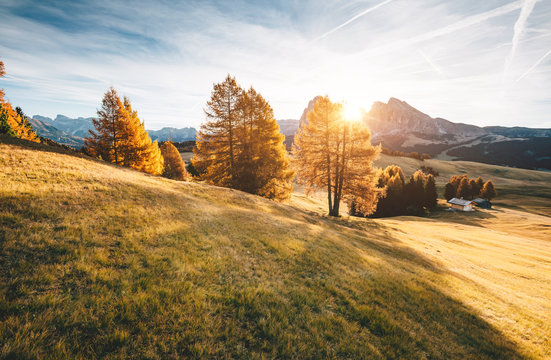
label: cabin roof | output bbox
[472,198,489,204]
[448,198,474,206]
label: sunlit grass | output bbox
[1,136,549,359]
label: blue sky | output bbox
[1,0,550,129]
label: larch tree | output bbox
[160,141,188,180]
[193,75,242,187]
[234,87,294,200]
[480,180,497,201]
[0,61,39,142]
[424,174,438,209]
[293,96,381,216]
[121,97,164,175]
[85,87,129,164]
[85,88,163,175]
[444,182,456,200]
[193,76,293,200]
[474,176,485,197]
[457,177,471,199]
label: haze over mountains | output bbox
[30,97,551,171]
[28,115,197,148]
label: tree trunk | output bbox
[325,108,333,214]
[228,89,235,181]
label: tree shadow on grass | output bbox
[0,170,530,359]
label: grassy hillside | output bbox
[1,137,550,359]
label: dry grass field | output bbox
[1,136,550,359]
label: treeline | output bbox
[349,165,437,218]
[381,148,432,160]
[444,175,497,201]
[1,60,425,217]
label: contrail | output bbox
[516,49,551,82]
[504,0,540,74]
[418,49,443,75]
[313,0,395,41]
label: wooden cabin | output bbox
[448,198,474,211]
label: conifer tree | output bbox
[480,180,497,201]
[424,174,438,209]
[85,87,129,164]
[0,61,39,142]
[293,96,381,216]
[457,177,471,199]
[160,141,188,180]
[85,88,163,175]
[444,182,456,200]
[405,170,426,210]
[121,97,164,175]
[474,176,484,197]
[468,179,478,199]
[194,77,293,200]
[193,75,242,187]
[234,87,294,200]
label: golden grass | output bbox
[1,136,550,359]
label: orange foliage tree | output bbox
[85,87,163,175]
[0,60,39,142]
[293,96,381,216]
[193,75,293,200]
[160,141,188,180]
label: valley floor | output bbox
[1,136,550,359]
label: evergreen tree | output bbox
[0,61,39,142]
[193,75,242,187]
[444,182,456,200]
[424,174,438,209]
[480,180,497,201]
[457,177,471,199]
[294,96,381,216]
[160,141,188,180]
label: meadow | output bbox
[1,136,550,359]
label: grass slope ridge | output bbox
[1,137,548,359]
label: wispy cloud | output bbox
[0,0,550,128]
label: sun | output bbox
[343,103,364,122]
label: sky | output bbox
[0,0,550,129]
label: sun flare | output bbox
[343,103,364,121]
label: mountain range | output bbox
[29,98,551,170]
[28,115,197,148]
[364,98,551,170]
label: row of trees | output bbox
[444,175,497,201]
[192,75,294,200]
[381,148,432,160]
[349,166,437,217]
[0,61,39,141]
